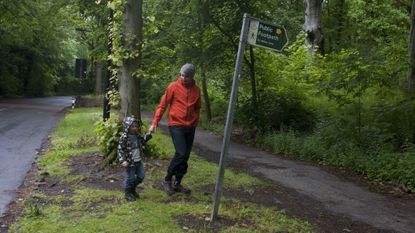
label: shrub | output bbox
[94,117,123,164]
[94,117,168,163]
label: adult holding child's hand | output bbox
[150,63,201,196]
[148,124,157,133]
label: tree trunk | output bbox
[95,61,103,94]
[249,45,259,126]
[408,0,415,91]
[304,0,324,55]
[201,63,212,121]
[103,4,114,121]
[199,0,212,121]
[119,0,143,120]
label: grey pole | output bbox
[210,13,250,221]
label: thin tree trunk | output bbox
[249,45,258,125]
[199,0,212,121]
[103,4,113,121]
[95,61,103,94]
[119,0,142,120]
[408,0,415,91]
[335,0,346,51]
[201,63,212,121]
[326,0,331,53]
[304,0,324,55]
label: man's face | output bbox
[181,73,194,85]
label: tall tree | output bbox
[408,0,415,91]
[95,61,103,94]
[74,0,110,95]
[304,0,324,55]
[324,0,347,53]
[119,0,143,119]
[0,0,78,97]
[198,0,212,121]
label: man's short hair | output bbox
[180,63,195,77]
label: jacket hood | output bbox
[122,116,138,132]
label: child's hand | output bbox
[121,161,129,167]
[144,133,152,142]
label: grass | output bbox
[9,107,315,233]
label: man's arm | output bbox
[150,83,174,132]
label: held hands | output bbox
[143,132,152,142]
[148,124,157,133]
[121,161,129,167]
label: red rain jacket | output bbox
[152,77,201,127]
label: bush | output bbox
[94,117,169,164]
[248,90,315,133]
[0,71,22,97]
[370,97,415,151]
[94,117,123,164]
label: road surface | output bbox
[0,97,72,216]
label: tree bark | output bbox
[304,0,324,55]
[94,61,103,94]
[408,0,415,91]
[119,0,142,120]
[201,63,212,121]
[249,45,259,125]
[199,0,212,121]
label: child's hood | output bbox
[122,116,138,132]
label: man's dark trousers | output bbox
[165,126,196,184]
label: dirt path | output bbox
[143,112,415,233]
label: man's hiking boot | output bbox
[124,189,136,201]
[172,183,191,194]
[161,180,175,196]
[131,187,140,199]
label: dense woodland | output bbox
[1,0,415,190]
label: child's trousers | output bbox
[125,161,144,190]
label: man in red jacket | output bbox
[149,63,201,195]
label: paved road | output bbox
[143,112,415,233]
[0,97,72,216]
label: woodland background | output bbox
[1,0,414,190]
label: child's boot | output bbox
[125,188,136,201]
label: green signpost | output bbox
[247,18,288,52]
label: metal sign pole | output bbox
[211,13,250,221]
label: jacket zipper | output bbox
[186,87,190,124]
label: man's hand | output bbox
[148,124,157,133]
[121,161,129,167]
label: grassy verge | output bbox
[9,108,314,233]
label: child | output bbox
[117,116,152,201]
